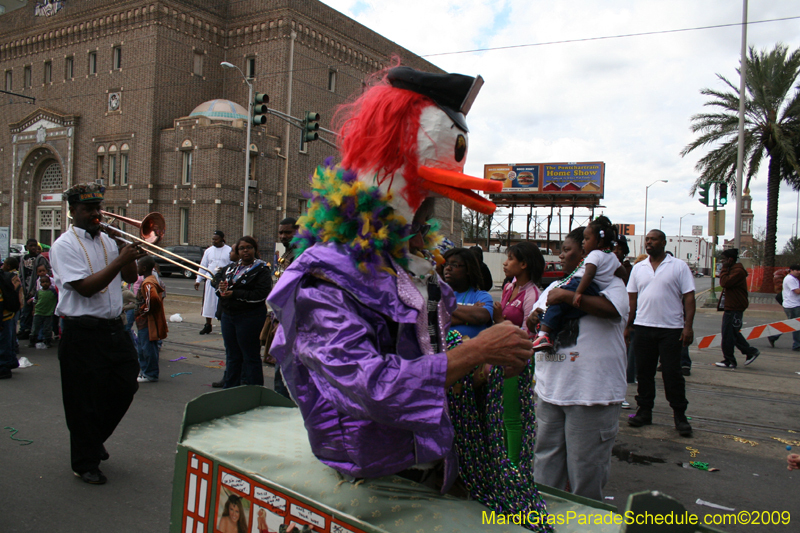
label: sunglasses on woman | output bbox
[410,223,431,237]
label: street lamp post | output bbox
[678,212,695,261]
[659,216,664,230]
[221,61,252,237]
[642,179,668,254]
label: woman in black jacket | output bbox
[216,236,272,388]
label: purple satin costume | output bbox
[268,242,459,489]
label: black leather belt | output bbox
[63,316,124,329]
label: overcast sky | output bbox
[320,0,800,249]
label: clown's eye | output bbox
[454,134,467,162]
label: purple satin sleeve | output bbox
[294,281,449,432]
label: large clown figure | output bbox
[268,66,550,529]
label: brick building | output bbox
[0,0,463,256]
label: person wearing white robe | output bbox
[195,231,232,334]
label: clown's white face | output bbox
[360,106,469,224]
[416,106,468,173]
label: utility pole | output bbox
[706,185,720,307]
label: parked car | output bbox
[153,245,207,278]
[541,261,565,286]
[8,243,25,261]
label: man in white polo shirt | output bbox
[50,182,146,485]
[625,230,695,437]
[767,264,800,350]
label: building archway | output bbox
[17,147,64,245]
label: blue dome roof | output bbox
[190,99,248,122]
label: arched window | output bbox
[40,161,63,190]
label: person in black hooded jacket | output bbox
[216,236,272,388]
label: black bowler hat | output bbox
[387,66,484,132]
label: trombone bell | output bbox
[102,210,165,245]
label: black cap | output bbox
[387,66,483,132]
[722,248,738,259]
[214,230,225,239]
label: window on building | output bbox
[180,208,189,244]
[38,207,62,247]
[65,56,74,80]
[193,52,203,76]
[113,46,122,70]
[41,162,64,191]
[89,51,97,75]
[249,153,257,180]
[120,153,129,185]
[96,155,105,183]
[4,70,11,91]
[109,154,117,185]
[23,65,31,88]
[328,69,337,92]
[182,151,193,185]
[44,61,51,84]
[247,57,256,79]
[118,207,127,231]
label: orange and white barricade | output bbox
[697,317,800,349]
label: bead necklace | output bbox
[446,330,552,532]
[72,226,109,294]
[553,258,585,289]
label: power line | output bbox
[422,15,800,57]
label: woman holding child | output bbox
[526,222,628,500]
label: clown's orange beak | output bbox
[417,166,503,215]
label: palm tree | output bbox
[681,44,800,292]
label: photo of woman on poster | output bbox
[217,493,248,533]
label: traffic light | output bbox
[252,93,269,125]
[303,111,320,142]
[698,182,711,206]
[718,183,728,205]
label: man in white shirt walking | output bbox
[768,265,800,350]
[625,230,696,437]
[50,183,146,484]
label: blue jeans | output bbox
[124,309,137,344]
[30,314,53,346]
[0,318,19,373]
[11,312,19,354]
[768,307,800,350]
[137,325,160,381]
[221,307,267,388]
[541,277,600,334]
[17,300,33,334]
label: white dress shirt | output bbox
[50,225,123,319]
[627,254,695,329]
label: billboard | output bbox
[484,162,604,197]
[615,224,635,236]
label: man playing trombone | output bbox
[50,182,147,485]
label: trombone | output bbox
[68,210,215,281]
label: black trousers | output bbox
[633,325,688,413]
[59,317,139,474]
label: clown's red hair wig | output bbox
[335,66,435,212]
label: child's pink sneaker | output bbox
[532,334,553,351]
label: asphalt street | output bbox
[1,278,798,532]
